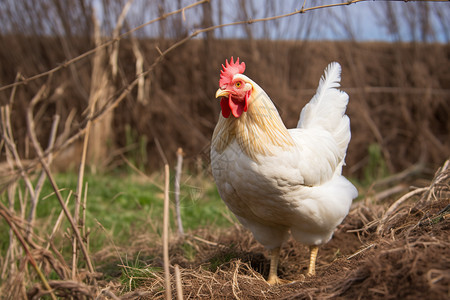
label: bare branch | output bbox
[110,0,134,79]
[175,148,184,236]
[163,163,172,299]
[27,114,60,236]
[175,264,183,300]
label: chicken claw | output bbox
[267,275,290,285]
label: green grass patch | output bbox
[119,252,162,292]
[0,171,230,256]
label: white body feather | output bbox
[211,62,358,249]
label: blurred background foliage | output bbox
[0,0,448,178]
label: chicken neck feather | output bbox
[212,77,295,162]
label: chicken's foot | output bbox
[267,247,287,285]
[307,245,319,276]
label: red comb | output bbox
[219,57,246,87]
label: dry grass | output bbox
[4,158,437,299]
[111,160,449,300]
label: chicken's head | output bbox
[216,57,252,118]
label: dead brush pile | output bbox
[112,161,449,300]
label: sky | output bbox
[2,0,448,43]
[206,0,449,42]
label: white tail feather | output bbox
[297,62,351,159]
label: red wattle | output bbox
[229,96,244,118]
[220,97,231,118]
[220,94,249,118]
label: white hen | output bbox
[211,58,358,284]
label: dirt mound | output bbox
[112,161,449,299]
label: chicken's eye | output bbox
[235,81,242,88]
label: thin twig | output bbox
[82,182,88,238]
[46,191,72,250]
[155,138,168,166]
[73,80,92,280]
[27,115,60,237]
[175,148,184,236]
[191,235,219,247]
[347,243,376,260]
[373,184,408,203]
[231,260,241,300]
[110,0,134,79]
[163,164,172,299]
[131,34,147,104]
[175,264,184,300]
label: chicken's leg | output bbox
[307,245,319,276]
[267,247,282,285]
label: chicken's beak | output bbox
[215,89,230,98]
